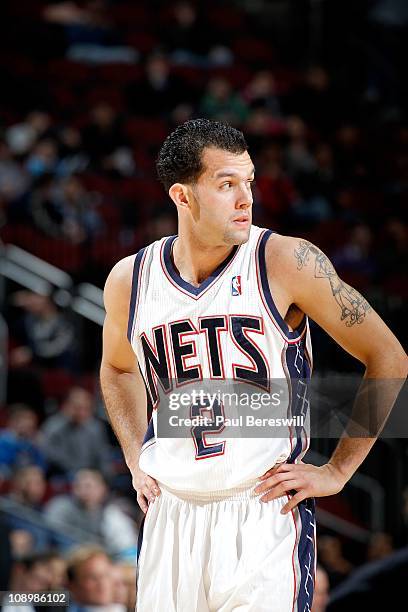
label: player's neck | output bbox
[172,235,235,287]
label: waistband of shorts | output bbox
[158,479,261,502]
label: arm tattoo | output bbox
[294,240,372,327]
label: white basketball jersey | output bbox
[128,225,312,493]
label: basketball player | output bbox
[100,119,406,611]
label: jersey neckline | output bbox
[162,235,240,298]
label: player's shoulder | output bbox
[103,254,136,312]
[264,231,302,271]
[263,231,325,285]
[103,237,165,310]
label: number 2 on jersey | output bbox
[190,397,226,460]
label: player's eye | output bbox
[220,182,232,189]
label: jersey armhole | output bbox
[256,229,307,342]
[127,246,147,343]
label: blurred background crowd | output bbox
[0,0,407,610]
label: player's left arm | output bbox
[255,235,407,513]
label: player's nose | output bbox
[235,185,252,209]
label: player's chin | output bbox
[228,223,251,245]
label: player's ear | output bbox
[169,183,190,209]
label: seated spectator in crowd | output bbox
[111,563,137,612]
[312,565,330,612]
[318,535,354,588]
[291,172,332,227]
[6,465,49,556]
[10,291,76,371]
[56,127,88,177]
[6,552,65,612]
[26,139,59,178]
[67,546,126,612]
[162,2,208,60]
[5,111,53,157]
[40,387,112,479]
[285,116,316,178]
[32,175,103,244]
[255,142,297,225]
[199,77,249,126]
[0,405,46,478]
[0,139,30,204]
[366,532,394,562]
[82,103,128,173]
[46,552,67,590]
[127,54,190,118]
[45,470,138,558]
[332,223,377,284]
[243,71,281,116]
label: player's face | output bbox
[190,147,254,246]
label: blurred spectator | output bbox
[0,405,46,478]
[46,552,67,589]
[334,125,367,184]
[67,546,125,612]
[82,103,128,172]
[313,142,337,199]
[8,466,46,509]
[332,223,376,283]
[367,532,394,562]
[45,470,138,558]
[10,291,76,371]
[312,564,330,612]
[32,175,103,243]
[285,116,316,178]
[291,173,331,227]
[318,535,354,588]
[244,108,285,141]
[56,127,88,177]
[5,112,52,156]
[128,54,189,118]
[0,140,30,203]
[377,218,407,291]
[200,77,249,126]
[26,139,59,178]
[5,552,63,612]
[243,71,281,116]
[255,143,297,223]
[162,2,221,67]
[284,65,339,134]
[40,387,112,479]
[111,563,137,612]
[6,466,49,556]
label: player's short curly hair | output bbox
[156,118,248,192]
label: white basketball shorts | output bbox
[136,482,316,612]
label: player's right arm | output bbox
[100,256,160,513]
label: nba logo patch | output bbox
[231,275,242,296]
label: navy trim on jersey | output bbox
[296,498,316,610]
[163,235,239,297]
[142,417,155,445]
[127,247,147,343]
[284,337,311,464]
[258,230,307,341]
[136,515,145,563]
